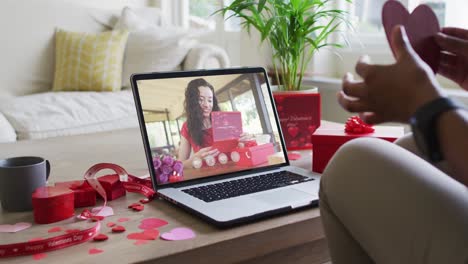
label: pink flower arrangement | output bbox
[153,155,184,184]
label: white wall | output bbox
[62,0,151,9]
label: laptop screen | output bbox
[132,68,288,186]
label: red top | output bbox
[181,122,213,153]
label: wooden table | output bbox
[0,128,329,264]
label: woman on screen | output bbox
[178,78,221,168]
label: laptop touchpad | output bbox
[252,189,312,205]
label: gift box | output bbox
[273,90,321,150]
[233,143,275,167]
[211,111,242,153]
[55,180,96,208]
[98,174,126,200]
[311,122,404,173]
[32,186,75,224]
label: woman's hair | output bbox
[184,78,220,146]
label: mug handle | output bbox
[46,160,51,180]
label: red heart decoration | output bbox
[134,240,149,246]
[117,218,130,222]
[290,140,299,147]
[33,253,47,260]
[112,225,126,233]
[93,234,109,242]
[106,222,116,227]
[307,125,317,134]
[287,127,299,138]
[88,248,104,255]
[138,218,168,230]
[382,0,440,72]
[47,227,62,233]
[127,229,159,240]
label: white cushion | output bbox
[0,112,16,143]
[114,6,203,88]
[0,91,138,140]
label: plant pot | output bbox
[272,88,321,150]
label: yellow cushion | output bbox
[53,29,129,92]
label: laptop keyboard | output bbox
[181,171,313,203]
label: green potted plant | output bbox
[218,0,351,150]
[218,0,350,91]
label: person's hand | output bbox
[338,25,444,124]
[192,146,219,161]
[435,27,468,91]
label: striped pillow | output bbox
[53,29,129,92]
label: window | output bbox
[186,0,240,32]
[326,0,468,87]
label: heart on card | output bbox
[138,218,168,230]
[287,127,299,138]
[47,227,62,233]
[0,222,32,233]
[127,229,159,241]
[382,0,440,72]
[160,227,196,241]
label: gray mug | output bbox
[0,156,50,211]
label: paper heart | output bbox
[382,0,440,72]
[112,225,126,233]
[288,151,302,161]
[88,248,104,255]
[92,206,114,217]
[106,222,116,227]
[287,127,299,138]
[134,240,149,246]
[47,227,62,233]
[138,218,168,230]
[127,229,159,240]
[117,218,130,222]
[93,234,109,242]
[33,253,47,260]
[308,125,317,134]
[160,227,196,241]
[0,222,32,233]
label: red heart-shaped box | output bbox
[32,186,75,224]
[98,174,126,201]
[55,180,96,208]
[382,0,440,72]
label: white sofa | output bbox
[0,0,230,143]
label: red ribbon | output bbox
[0,163,156,258]
[77,163,156,220]
[0,222,100,258]
[344,116,375,134]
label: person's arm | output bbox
[178,136,193,168]
[436,109,468,184]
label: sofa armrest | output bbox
[183,43,230,70]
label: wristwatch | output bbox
[410,97,464,162]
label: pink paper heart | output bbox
[0,222,32,233]
[382,0,440,72]
[91,206,114,217]
[117,217,130,222]
[134,240,149,246]
[88,248,104,255]
[138,218,168,230]
[160,227,196,241]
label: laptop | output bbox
[131,67,320,227]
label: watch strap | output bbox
[413,97,464,162]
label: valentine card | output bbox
[382,0,440,72]
[273,91,321,150]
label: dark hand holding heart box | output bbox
[273,91,320,150]
[311,122,404,173]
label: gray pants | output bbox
[319,134,468,264]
